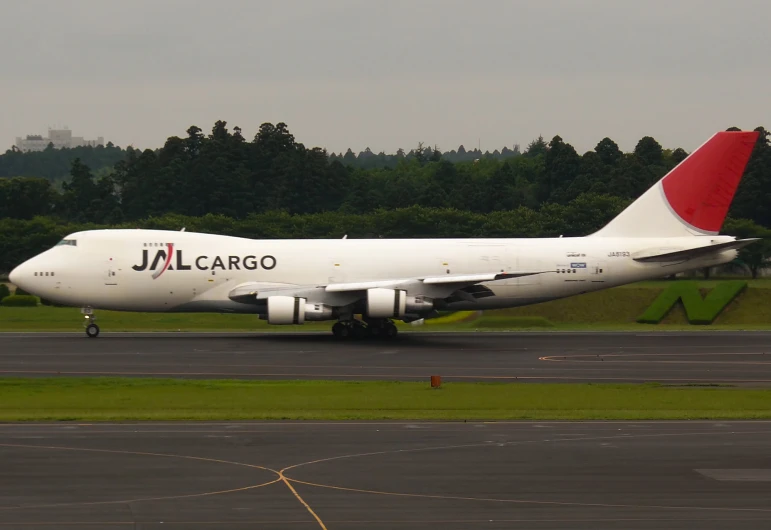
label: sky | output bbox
[3,0,770,154]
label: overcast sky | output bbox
[3,0,770,154]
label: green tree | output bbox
[723,218,771,278]
[729,127,771,226]
[634,136,664,166]
[594,137,622,166]
[0,177,55,219]
[538,135,580,203]
[671,147,688,165]
[61,159,100,222]
[523,135,548,158]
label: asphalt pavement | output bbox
[1,331,771,383]
[1,421,771,529]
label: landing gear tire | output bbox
[85,323,100,338]
[351,322,369,340]
[365,318,398,339]
[383,322,398,339]
[332,322,350,339]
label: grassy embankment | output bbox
[474,279,771,330]
[2,279,770,331]
[1,378,770,421]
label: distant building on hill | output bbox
[15,128,104,152]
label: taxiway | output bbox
[1,421,771,529]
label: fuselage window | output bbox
[56,239,77,247]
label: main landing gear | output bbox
[82,307,100,338]
[332,318,398,340]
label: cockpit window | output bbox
[56,239,77,247]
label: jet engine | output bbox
[366,288,434,319]
[266,296,335,324]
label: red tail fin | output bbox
[593,130,758,238]
[662,131,758,233]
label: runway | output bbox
[2,331,771,383]
[2,421,771,529]
[3,334,771,529]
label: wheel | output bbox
[351,323,369,339]
[85,323,100,338]
[383,322,398,338]
[332,322,350,339]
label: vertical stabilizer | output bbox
[592,131,758,237]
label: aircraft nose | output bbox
[9,261,29,291]
[9,265,20,286]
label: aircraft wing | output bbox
[324,271,542,292]
[632,238,759,263]
[228,270,549,305]
[228,283,324,304]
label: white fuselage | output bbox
[12,229,737,314]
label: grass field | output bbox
[2,279,770,332]
[1,378,770,421]
[0,306,326,332]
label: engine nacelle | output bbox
[406,295,434,313]
[367,288,434,319]
[304,302,335,321]
[267,296,306,325]
[266,296,335,325]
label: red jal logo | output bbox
[132,244,276,279]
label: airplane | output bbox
[9,130,760,339]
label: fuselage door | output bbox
[467,244,511,274]
[329,260,346,284]
[591,261,607,281]
[105,258,118,286]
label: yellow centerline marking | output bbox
[540,352,771,363]
[278,468,328,530]
[286,476,771,513]
[0,442,329,529]
[0,443,280,511]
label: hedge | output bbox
[1,295,39,307]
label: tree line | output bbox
[1,121,770,275]
[0,142,126,182]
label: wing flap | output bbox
[422,271,544,284]
[228,282,312,303]
[325,270,548,292]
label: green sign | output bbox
[637,280,747,325]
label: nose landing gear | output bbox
[82,307,100,338]
[86,322,100,338]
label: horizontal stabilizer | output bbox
[632,238,759,263]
